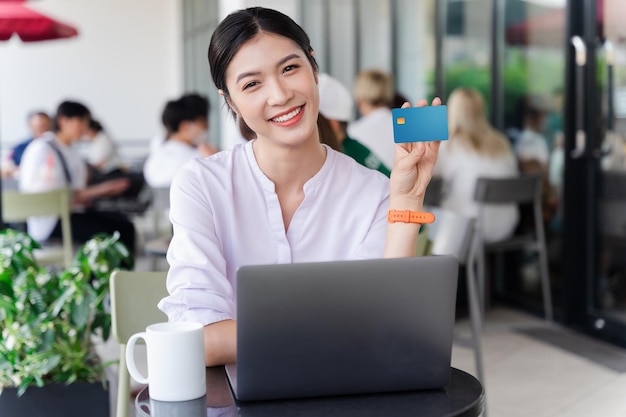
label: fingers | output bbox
[403,97,442,109]
[412,142,426,159]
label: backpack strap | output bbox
[47,140,72,185]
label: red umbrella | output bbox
[0,0,78,42]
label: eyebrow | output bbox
[235,53,302,84]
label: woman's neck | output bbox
[169,132,193,146]
[252,137,326,190]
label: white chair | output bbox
[110,270,169,417]
[2,188,73,268]
[473,175,553,322]
[427,207,486,389]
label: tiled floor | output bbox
[452,307,626,417]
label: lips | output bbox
[269,105,304,127]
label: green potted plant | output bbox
[0,229,130,417]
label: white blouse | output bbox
[159,141,390,325]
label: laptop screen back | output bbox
[229,255,458,401]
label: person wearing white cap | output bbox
[318,73,390,177]
[348,69,396,169]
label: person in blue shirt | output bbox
[9,111,51,167]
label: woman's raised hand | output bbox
[389,97,442,208]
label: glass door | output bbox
[498,0,567,315]
[568,0,626,345]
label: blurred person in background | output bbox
[3,111,52,178]
[348,69,396,168]
[83,119,123,176]
[515,93,551,175]
[434,87,520,242]
[514,93,556,221]
[19,100,136,261]
[144,93,218,187]
[318,73,390,176]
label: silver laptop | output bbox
[226,255,458,402]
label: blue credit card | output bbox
[391,105,449,143]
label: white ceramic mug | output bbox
[126,321,206,402]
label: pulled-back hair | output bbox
[208,7,318,96]
[446,87,511,158]
[53,101,90,132]
[161,93,209,135]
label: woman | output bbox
[434,87,519,242]
[159,7,441,366]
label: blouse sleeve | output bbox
[158,163,234,325]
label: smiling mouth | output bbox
[270,106,303,123]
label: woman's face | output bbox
[224,32,319,148]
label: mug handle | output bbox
[125,332,149,384]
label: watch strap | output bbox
[387,210,435,224]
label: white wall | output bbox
[0,0,183,147]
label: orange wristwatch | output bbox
[387,210,435,224]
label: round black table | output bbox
[135,366,484,417]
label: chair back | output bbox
[427,207,475,265]
[2,188,73,267]
[474,175,541,205]
[424,176,444,207]
[110,270,169,343]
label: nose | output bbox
[267,77,292,106]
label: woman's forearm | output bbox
[383,195,424,258]
[203,319,237,366]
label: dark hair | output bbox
[208,7,318,96]
[392,92,410,109]
[53,101,90,132]
[89,119,103,132]
[238,118,256,141]
[317,113,340,151]
[161,93,209,135]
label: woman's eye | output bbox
[284,64,299,73]
[243,81,259,90]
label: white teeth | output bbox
[272,107,301,123]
